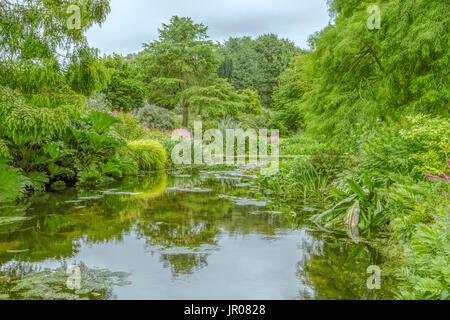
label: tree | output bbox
[101,54,145,111]
[186,76,245,121]
[137,16,222,127]
[218,34,303,107]
[240,88,261,115]
[0,0,111,103]
[274,0,449,142]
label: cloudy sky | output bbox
[87,0,331,55]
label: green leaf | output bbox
[346,179,367,199]
[25,171,49,191]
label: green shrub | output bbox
[127,139,167,171]
[86,92,112,112]
[257,135,345,199]
[112,111,150,141]
[0,139,10,160]
[240,88,261,115]
[396,216,450,300]
[0,86,72,145]
[399,114,450,176]
[135,104,176,130]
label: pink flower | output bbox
[443,191,450,199]
[441,173,450,181]
[172,129,193,136]
[425,173,441,180]
[267,136,279,143]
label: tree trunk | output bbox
[181,94,189,127]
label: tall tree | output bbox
[274,0,449,141]
[0,0,111,104]
[101,54,145,111]
[218,34,303,107]
[137,16,222,127]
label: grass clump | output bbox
[127,139,167,171]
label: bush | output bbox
[240,88,261,115]
[0,86,72,145]
[111,111,150,141]
[86,92,112,112]
[256,135,345,199]
[135,104,176,130]
[396,216,450,300]
[127,139,167,171]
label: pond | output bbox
[0,166,394,300]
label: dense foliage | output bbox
[218,35,303,108]
[0,0,448,301]
[274,0,449,143]
[101,54,145,111]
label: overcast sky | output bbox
[87,0,331,56]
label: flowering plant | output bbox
[425,158,450,212]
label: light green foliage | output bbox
[257,136,345,199]
[237,107,279,131]
[0,58,86,110]
[218,34,303,107]
[0,86,71,145]
[240,88,261,115]
[274,0,449,142]
[88,110,120,134]
[86,92,112,112]
[112,111,150,141]
[0,1,115,196]
[0,0,110,59]
[135,104,176,130]
[136,16,222,126]
[65,111,139,187]
[397,217,450,300]
[273,54,312,133]
[386,175,445,241]
[186,77,245,122]
[127,139,167,171]
[101,54,145,111]
[66,47,110,97]
[25,171,50,192]
[0,162,30,203]
[398,114,450,175]
[311,179,386,234]
[0,0,111,101]
[0,139,11,160]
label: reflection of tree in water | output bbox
[1,167,298,281]
[296,231,395,300]
[160,253,209,276]
[0,173,169,264]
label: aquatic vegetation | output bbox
[3,264,130,300]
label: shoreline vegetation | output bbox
[0,0,448,300]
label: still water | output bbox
[0,166,393,300]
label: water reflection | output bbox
[0,167,394,299]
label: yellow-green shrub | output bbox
[127,139,167,171]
